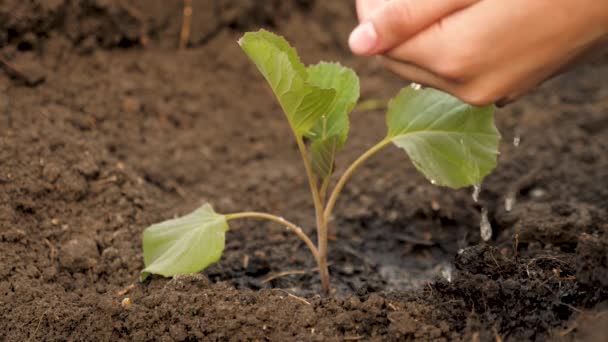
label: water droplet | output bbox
[472,184,481,203]
[410,82,421,90]
[505,192,516,212]
[480,207,492,241]
[513,135,521,147]
[441,265,453,283]
[430,200,440,211]
[530,188,546,199]
[430,179,436,185]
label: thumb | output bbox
[349,0,479,56]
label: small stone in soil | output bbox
[1,54,46,86]
[121,297,133,309]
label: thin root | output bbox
[43,239,57,259]
[116,283,136,296]
[261,269,313,284]
[276,289,311,306]
[179,0,193,49]
[559,322,578,337]
[27,307,50,342]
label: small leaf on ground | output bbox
[142,204,228,279]
[386,87,500,188]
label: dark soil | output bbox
[1,1,607,341]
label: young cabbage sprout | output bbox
[140,30,501,294]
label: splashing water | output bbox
[472,184,481,203]
[530,188,547,199]
[513,135,521,147]
[441,264,453,283]
[505,192,516,212]
[480,207,492,241]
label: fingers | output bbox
[356,0,385,21]
[381,56,504,107]
[379,56,457,93]
[354,0,608,107]
[349,0,479,56]
[384,25,451,77]
[495,96,516,108]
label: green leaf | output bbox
[306,62,359,144]
[311,135,341,178]
[386,87,500,188]
[239,30,336,136]
[141,204,229,279]
[306,63,359,179]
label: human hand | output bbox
[349,0,608,106]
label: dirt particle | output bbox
[121,297,133,309]
[1,229,26,242]
[1,53,46,86]
[42,162,62,183]
[363,293,385,315]
[169,324,188,340]
[509,202,592,245]
[55,170,88,201]
[41,265,58,280]
[58,237,99,271]
[388,311,417,335]
[347,296,362,310]
[101,247,119,260]
[75,157,99,178]
[576,233,608,286]
[121,97,141,114]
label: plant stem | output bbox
[316,221,330,293]
[295,137,331,293]
[323,139,391,223]
[316,139,391,294]
[225,212,318,260]
[319,177,330,205]
[295,137,324,222]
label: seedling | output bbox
[141,30,500,293]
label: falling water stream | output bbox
[472,183,493,241]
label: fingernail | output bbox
[349,22,378,55]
